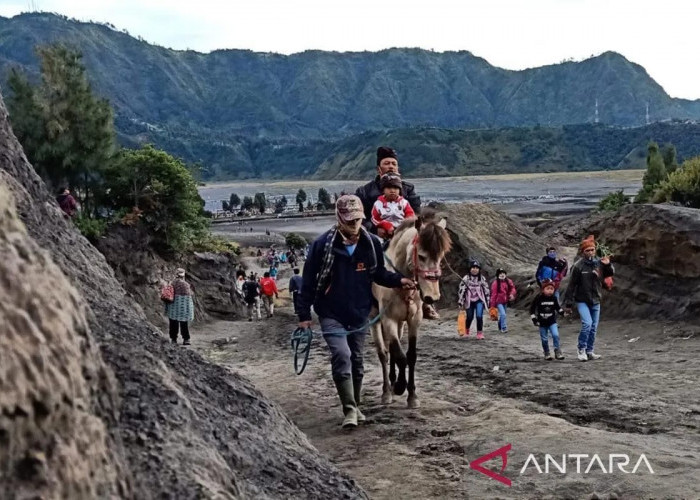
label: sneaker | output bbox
[183,340,191,346]
[544,352,553,361]
[476,332,484,340]
[577,349,588,362]
[586,351,601,360]
[170,339,177,344]
[554,349,565,360]
[501,328,508,334]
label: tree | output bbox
[318,188,332,210]
[636,142,668,202]
[103,145,207,251]
[7,45,116,215]
[296,188,307,212]
[253,192,267,214]
[662,144,678,174]
[229,193,241,209]
[285,232,307,250]
[242,196,254,211]
[274,195,288,214]
[222,200,230,211]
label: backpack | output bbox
[261,278,276,296]
[243,281,260,301]
[160,283,174,303]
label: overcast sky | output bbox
[1,0,699,99]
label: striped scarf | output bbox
[315,225,378,298]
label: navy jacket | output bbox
[297,229,404,329]
[355,176,421,232]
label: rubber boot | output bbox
[334,378,358,428]
[353,378,366,423]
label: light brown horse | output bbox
[371,213,452,408]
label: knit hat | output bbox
[580,235,596,252]
[376,146,398,165]
[380,173,402,190]
[469,259,481,269]
[335,194,365,223]
[176,268,186,277]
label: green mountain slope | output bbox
[1,12,699,179]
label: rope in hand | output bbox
[290,310,385,375]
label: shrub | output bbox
[654,156,700,208]
[190,234,240,255]
[74,213,107,242]
[597,190,630,212]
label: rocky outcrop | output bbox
[0,94,365,498]
[439,203,547,308]
[585,204,700,322]
[0,182,130,499]
[94,224,244,326]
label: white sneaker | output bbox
[577,349,588,362]
[586,351,602,360]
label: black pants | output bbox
[169,319,190,342]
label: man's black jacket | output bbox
[355,176,421,231]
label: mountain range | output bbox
[1,12,699,179]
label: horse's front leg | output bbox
[406,318,420,409]
[383,318,406,396]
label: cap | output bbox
[335,194,365,222]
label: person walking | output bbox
[259,271,279,317]
[296,195,415,428]
[489,268,516,333]
[166,268,194,345]
[242,273,262,321]
[56,187,78,218]
[563,235,615,362]
[288,267,303,314]
[530,279,565,360]
[457,260,490,339]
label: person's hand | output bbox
[298,320,312,329]
[275,294,279,299]
[600,256,611,265]
[531,318,539,326]
[400,278,416,289]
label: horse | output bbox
[371,212,452,408]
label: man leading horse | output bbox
[297,195,416,428]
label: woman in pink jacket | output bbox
[490,268,517,333]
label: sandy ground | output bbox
[188,257,700,499]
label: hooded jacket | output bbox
[355,176,421,232]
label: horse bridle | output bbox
[411,235,442,282]
[408,235,443,303]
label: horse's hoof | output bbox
[407,396,420,409]
[381,393,393,405]
[394,378,407,395]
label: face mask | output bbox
[498,274,506,280]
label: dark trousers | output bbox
[466,300,485,332]
[320,317,366,382]
[169,319,190,342]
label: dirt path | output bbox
[190,280,700,498]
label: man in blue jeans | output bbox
[297,195,415,428]
[563,235,614,361]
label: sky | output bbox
[1,0,699,99]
